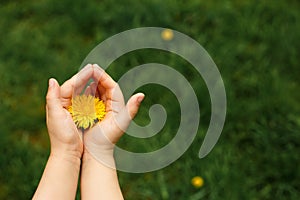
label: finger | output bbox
[102,84,125,114]
[97,83,106,101]
[84,85,92,96]
[110,85,125,113]
[61,64,93,99]
[84,82,97,96]
[92,64,125,112]
[92,64,117,90]
[73,65,94,95]
[89,82,98,96]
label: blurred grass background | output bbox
[0,0,299,199]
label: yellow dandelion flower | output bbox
[161,29,174,41]
[67,95,106,129]
[191,176,204,188]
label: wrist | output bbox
[50,149,82,165]
[50,140,83,159]
[82,148,116,169]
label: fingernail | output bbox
[93,64,100,68]
[137,95,145,103]
[49,78,55,88]
[82,64,92,71]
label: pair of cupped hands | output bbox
[46,64,144,166]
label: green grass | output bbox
[0,0,299,199]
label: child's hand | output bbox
[46,64,94,160]
[83,64,144,167]
[33,65,94,200]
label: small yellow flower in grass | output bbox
[67,95,106,129]
[161,29,174,41]
[191,176,204,188]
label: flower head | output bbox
[67,95,106,129]
[191,176,204,188]
[161,29,174,41]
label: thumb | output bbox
[46,78,62,114]
[126,93,145,119]
[113,93,145,134]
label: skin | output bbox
[33,64,144,200]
